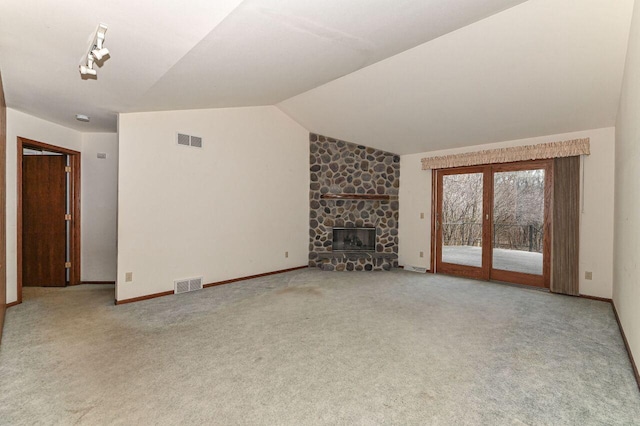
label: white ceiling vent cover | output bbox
[174,277,203,294]
[176,132,203,148]
[404,265,428,273]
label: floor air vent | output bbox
[174,277,203,294]
[404,266,428,273]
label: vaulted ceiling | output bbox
[0,0,634,154]
[279,0,635,154]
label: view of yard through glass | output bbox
[441,169,544,275]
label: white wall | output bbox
[398,157,432,270]
[5,108,82,303]
[81,133,118,282]
[399,127,615,299]
[117,106,309,301]
[613,0,640,373]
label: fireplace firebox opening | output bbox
[332,227,376,252]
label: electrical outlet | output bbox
[419,251,424,258]
[285,251,289,258]
[125,272,133,282]
[420,212,424,219]
[585,271,592,280]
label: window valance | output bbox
[421,138,590,170]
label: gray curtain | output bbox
[551,156,580,295]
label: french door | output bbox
[434,160,552,288]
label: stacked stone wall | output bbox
[308,133,400,271]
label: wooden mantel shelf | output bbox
[320,193,398,201]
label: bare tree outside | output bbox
[493,169,545,253]
[441,172,484,267]
[442,173,483,248]
[441,169,545,275]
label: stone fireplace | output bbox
[308,133,400,271]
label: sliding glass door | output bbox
[435,161,552,287]
[436,167,490,280]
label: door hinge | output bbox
[65,262,71,269]
[65,214,72,221]
[65,166,72,173]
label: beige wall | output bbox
[117,106,309,301]
[5,108,82,304]
[399,127,615,299]
[614,0,640,372]
[0,73,6,339]
[81,133,118,282]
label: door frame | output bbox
[431,159,552,288]
[489,160,552,288]
[17,137,81,303]
[434,165,491,281]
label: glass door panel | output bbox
[441,172,484,267]
[492,169,545,276]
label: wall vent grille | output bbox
[175,277,203,294]
[177,133,190,146]
[190,136,202,148]
[177,132,203,148]
[189,277,203,291]
[404,266,428,273]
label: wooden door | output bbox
[489,161,552,288]
[435,161,551,288]
[22,155,67,287]
[435,166,491,280]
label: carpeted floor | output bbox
[0,269,638,425]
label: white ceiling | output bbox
[0,0,526,133]
[0,0,634,155]
[279,0,635,154]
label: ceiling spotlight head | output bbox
[97,23,108,37]
[91,47,110,61]
[79,64,97,76]
[79,23,109,77]
[75,114,90,122]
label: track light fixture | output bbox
[79,23,109,77]
[79,54,97,76]
[91,28,109,60]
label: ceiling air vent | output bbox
[174,276,203,294]
[176,132,203,148]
